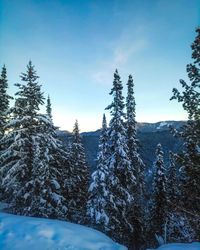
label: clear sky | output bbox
[0,0,199,132]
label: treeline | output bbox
[0,28,199,250]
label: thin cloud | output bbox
[91,32,148,85]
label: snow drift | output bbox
[0,212,126,250]
[148,242,200,250]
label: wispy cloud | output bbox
[91,28,149,85]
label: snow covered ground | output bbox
[148,242,200,250]
[0,212,126,250]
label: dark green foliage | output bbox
[0,62,69,219]
[87,114,110,231]
[166,151,178,208]
[170,27,200,239]
[149,144,168,247]
[0,65,12,137]
[126,75,145,249]
[103,70,135,245]
[46,95,52,119]
[68,120,89,224]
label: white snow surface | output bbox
[148,242,200,250]
[0,212,126,250]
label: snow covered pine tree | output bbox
[170,27,200,239]
[0,65,12,138]
[46,95,52,120]
[68,120,89,224]
[104,69,136,246]
[126,74,145,249]
[149,144,168,247]
[0,65,12,200]
[87,114,110,231]
[0,61,69,218]
[166,152,195,243]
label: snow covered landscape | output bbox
[0,212,199,250]
[0,212,126,250]
[0,1,199,250]
[147,243,200,250]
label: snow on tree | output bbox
[46,95,52,119]
[164,151,193,243]
[126,74,145,249]
[149,144,168,247]
[0,65,12,137]
[0,61,45,208]
[0,65,13,200]
[170,27,200,239]
[87,114,110,231]
[166,151,179,209]
[68,120,89,224]
[25,114,71,219]
[0,61,68,218]
[104,69,136,245]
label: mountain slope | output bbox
[81,121,183,171]
[58,121,184,172]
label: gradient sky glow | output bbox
[0,0,200,131]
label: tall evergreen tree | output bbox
[0,65,12,137]
[0,61,68,218]
[0,65,12,199]
[87,114,110,230]
[0,61,44,208]
[126,74,145,249]
[170,27,200,238]
[68,120,89,223]
[104,69,136,245]
[26,114,70,219]
[166,151,178,208]
[46,95,52,119]
[166,152,195,242]
[149,144,168,247]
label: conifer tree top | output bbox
[20,61,39,83]
[15,61,44,117]
[0,65,8,88]
[73,120,81,143]
[46,95,52,119]
[105,69,125,117]
[102,113,107,130]
[126,74,136,123]
[154,143,165,170]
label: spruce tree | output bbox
[26,114,70,219]
[0,61,44,209]
[87,114,110,230]
[126,74,145,249]
[68,120,89,223]
[170,27,200,238]
[166,151,195,242]
[0,61,68,218]
[166,151,178,208]
[46,95,52,119]
[0,65,12,137]
[104,69,135,245]
[0,65,12,200]
[149,144,168,246]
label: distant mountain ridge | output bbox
[57,120,185,172]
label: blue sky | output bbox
[0,0,199,131]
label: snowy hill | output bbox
[136,120,185,133]
[148,242,200,250]
[0,212,126,250]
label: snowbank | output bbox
[0,212,126,250]
[148,242,200,250]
